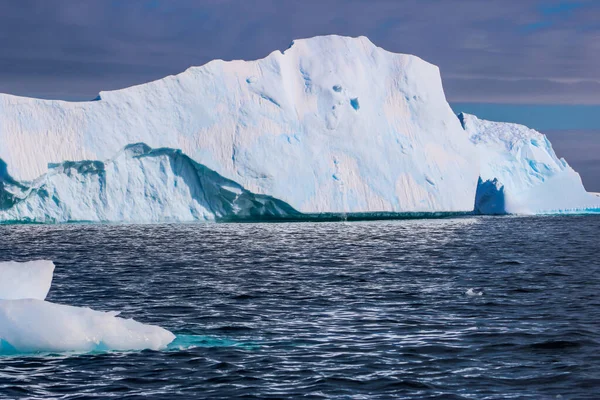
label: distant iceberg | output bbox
[0,35,597,221]
[461,113,600,214]
[0,261,175,355]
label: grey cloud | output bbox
[444,77,600,104]
[0,0,598,103]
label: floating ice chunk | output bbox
[465,288,483,296]
[0,260,55,300]
[0,299,175,354]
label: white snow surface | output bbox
[461,113,600,214]
[0,260,54,300]
[0,35,478,214]
[0,299,175,354]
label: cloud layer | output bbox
[0,0,598,103]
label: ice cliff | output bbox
[0,35,597,221]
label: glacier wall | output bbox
[0,35,478,214]
[461,113,600,214]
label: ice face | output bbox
[461,113,600,214]
[0,260,55,300]
[0,143,299,223]
[0,299,175,354]
[0,35,478,214]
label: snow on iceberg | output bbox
[0,260,54,300]
[0,35,479,215]
[461,113,600,214]
[0,299,175,354]
[0,143,299,223]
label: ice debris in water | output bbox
[0,260,54,300]
[0,261,175,355]
[465,288,483,296]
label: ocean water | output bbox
[0,216,599,399]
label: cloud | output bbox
[0,0,598,103]
[446,77,600,105]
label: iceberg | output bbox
[461,113,600,214]
[0,35,597,220]
[0,299,175,354]
[0,261,175,355]
[0,260,54,300]
[0,35,479,216]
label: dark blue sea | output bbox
[0,216,599,399]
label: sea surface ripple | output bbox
[0,216,598,399]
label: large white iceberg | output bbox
[0,260,54,300]
[0,35,478,216]
[0,299,175,354]
[461,113,600,214]
[0,35,597,220]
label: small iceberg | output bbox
[0,299,175,354]
[465,288,484,296]
[0,260,175,355]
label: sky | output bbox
[0,0,598,189]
